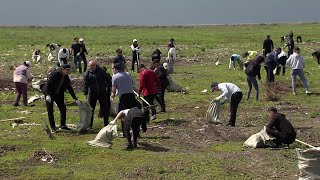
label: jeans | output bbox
[14,82,28,105]
[229,92,243,126]
[291,69,309,93]
[246,76,259,101]
[46,95,66,130]
[74,55,82,73]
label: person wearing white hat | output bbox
[79,38,88,72]
[130,39,141,72]
[13,61,34,106]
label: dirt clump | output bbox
[0,146,17,156]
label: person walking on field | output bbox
[84,60,112,127]
[266,107,297,146]
[79,38,88,73]
[13,61,34,106]
[263,35,274,57]
[244,56,264,101]
[286,47,311,95]
[130,39,140,72]
[113,48,128,72]
[138,64,161,121]
[211,82,243,127]
[41,64,81,132]
[70,37,83,73]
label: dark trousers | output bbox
[46,95,66,130]
[143,94,156,122]
[88,93,110,127]
[123,117,144,146]
[74,55,82,73]
[57,58,68,67]
[276,56,287,75]
[154,87,166,112]
[15,82,28,105]
[246,76,259,101]
[131,54,139,71]
[81,54,87,73]
[266,129,296,145]
[264,66,275,82]
[229,92,243,126]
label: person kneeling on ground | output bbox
[266,107,296,146]
[111,107,147,150]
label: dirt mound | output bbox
[264,82,291,101]
[28,149,57,165]
[0,146,17,156]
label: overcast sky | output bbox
[0,0,319,26]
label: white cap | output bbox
[163,62,168,69]
[25,61,32,67]
[79,38,84,41]
[132,39,137,42]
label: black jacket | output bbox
[263,39,274,53]
[151,50,162,61]
[80,44,88,56]
[245,57,264,79]
[83,66,112,96]
[155,66,169,88]
[266,113,296,137]
[41,68,77,99]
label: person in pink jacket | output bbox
[13,61,33,106]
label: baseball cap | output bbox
[79,38,84,42]
[210,82,218,92]
[62,64,71,69]
[132,39,138,42]
[25,61,32,67]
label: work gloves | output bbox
[46,95,51,103]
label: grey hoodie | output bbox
[286,52,305,70]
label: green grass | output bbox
[1,23,320,179]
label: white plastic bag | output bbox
[206,100,222,124]
[87,123,118,148]
[296,147,320,180]
[76,101,92,132]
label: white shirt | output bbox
[217,83,242,100]
[123,109,130,116]
[57,48,70,63]
[277,50,286,58]
[286,52,305,70]
[130,44,140,53]
[168,47,176,60]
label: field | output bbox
[0,23,320,179]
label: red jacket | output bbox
[139,69,161,96]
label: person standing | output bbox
[84,60,112,127]
[79,38,88,72]
[57,48,70,67]
[41,64,81,132]
[244,56,264,101]
[113,48,128,72]
[229,54,243,70]
[70,37,83,73]
[130,39,140,72]
[211,82,242,127]
[276,48,287,75]
[110,107,147,149]
[13,61,33,106]
[286,35,295,56]
[167,46,177,74]
[167,38,175,52]
[138,64,161,121]
[286,47,311,95]
[266,107,297,146]
[263,35,274,57]
[151,59,169,112]
[264,50,278,82]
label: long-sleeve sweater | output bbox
[286,52,305,70]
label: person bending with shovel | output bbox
[211,82,242,127]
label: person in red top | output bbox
[138,64,161,121]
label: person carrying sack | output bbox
[83,60,112,128]
[41,64,80,133]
